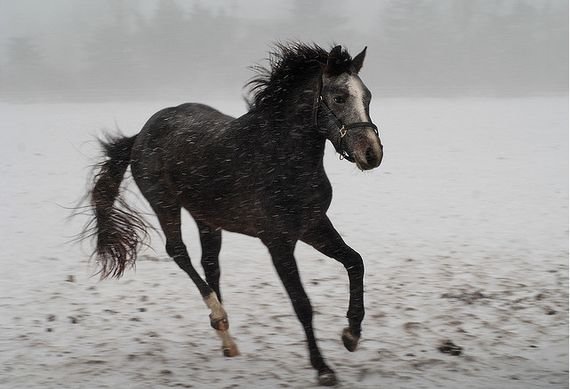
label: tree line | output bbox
[0,0,567,102]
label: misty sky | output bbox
[0,0,567,101]
[0,0,383,36]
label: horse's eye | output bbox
[333,96,346,104]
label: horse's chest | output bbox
[271,175,332,217]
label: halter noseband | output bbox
[312,75,379,162]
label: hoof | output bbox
[342,327,360,352]
[222,343,240,357]
[318,370,337,386]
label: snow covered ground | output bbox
[0,97,567,388]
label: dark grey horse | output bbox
[85,43,383,386]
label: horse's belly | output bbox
[174,172,332,238]
[180,193,262,237]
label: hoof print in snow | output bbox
[438,339,463,356]
[545,307,557,315]
[441,289,487,304]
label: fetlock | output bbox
[210,313,229,331]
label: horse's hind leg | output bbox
[197,222,223,302]
[153,204,239,357]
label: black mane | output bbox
[246,42,353,111]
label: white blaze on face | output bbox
[347,75,369,122]
[345,74,383,169]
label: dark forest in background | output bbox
[1,0,567,102]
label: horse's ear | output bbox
[324,45,343,76]
[352,46,367,73]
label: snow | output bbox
[0,97,567,388]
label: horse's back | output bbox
[174,102,235,123]
[133,102,234,149]
[142,102,234,135]
[130,102,235,198]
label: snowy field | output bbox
[0,97,567,388]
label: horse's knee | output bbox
[344,251,364,276]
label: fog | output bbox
[1,2,568,387]
[0,0,567,102]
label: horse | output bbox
[84,42,383,386]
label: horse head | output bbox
[317,45,383,170]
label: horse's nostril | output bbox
[365,147,375,165]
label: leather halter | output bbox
[312,74,379,162]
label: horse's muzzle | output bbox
[353,131,383,170]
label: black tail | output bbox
[86,134,147,279]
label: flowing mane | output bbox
[246,42,353,110]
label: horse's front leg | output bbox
[263,238,337,386]
[301,216,365,352]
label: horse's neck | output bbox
[268,115,324,171]
[266,84,325,162]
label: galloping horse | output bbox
[85,43,383,385]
